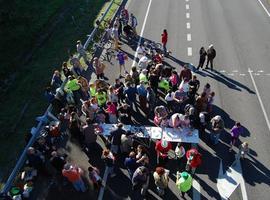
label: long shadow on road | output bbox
[200,69,255,94]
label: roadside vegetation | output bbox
[0,0,109,184]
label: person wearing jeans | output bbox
[210,115,224,145]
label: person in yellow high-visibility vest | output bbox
[95,89,107,107]
[64,76,83,104]
[176,171,192,197]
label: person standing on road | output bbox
[155,140,172,166]
[109,123,127,155]
[132,166,149,196]
[112,24,120,50]
[197,47,207,70]
[129,13,138,35]
[93,57,105,80]
[116,50,128,77]
[153,167,169,196]
[62,163,86,192]
[161,29,168,55]
[185,148,202,175]
[176,171,192,198]
[124,151,139,179]
[137,81,148,114]
[124,82,137,110]
[76,40,88,63]
[102,149,116,178]
[229,122,243,151]
[210,115,225,145]
[82,118,98,152]
[179,64,192,82]
[206,44,216,70]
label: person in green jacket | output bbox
[176,171,192,197]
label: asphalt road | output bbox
[33,0,270,199]
[100,0,270,199]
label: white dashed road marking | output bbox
[188,47,193,56]
[186,4,190,10]
[186,22,191,29]
[186,12,190,19]
[187,33,192,41]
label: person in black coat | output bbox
[206,44,216,71]
[197,47,207,70]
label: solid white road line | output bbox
[126,0,131,8]
[186,4,190,10]
[186,12,190,19]
[97,167,109,200]
[187,33,192,41]
[188,47,192,56]
[186,22,191,29]
[193,179,201,200]
[132,0,153,67]
[249,68,270,134]
[257,0,270,17]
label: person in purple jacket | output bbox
[229,122,243,151]
[116,50,128,77]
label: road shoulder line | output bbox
[248,68,270,134]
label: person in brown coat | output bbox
[196,92,208,113]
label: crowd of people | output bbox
[4,6,249,200]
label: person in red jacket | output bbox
[161,29,168,55]
[155,139,172,166]
[186,148,202,175]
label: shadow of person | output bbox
[203,70,242,91]
[241,154,270,187]
[207,69,255,94]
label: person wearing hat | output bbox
[76,40,88,63]
[155,139,172,166]
[62,163,86,192]
[176,171,192,197]
[210,115,224,145]
[206,44,216,70]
